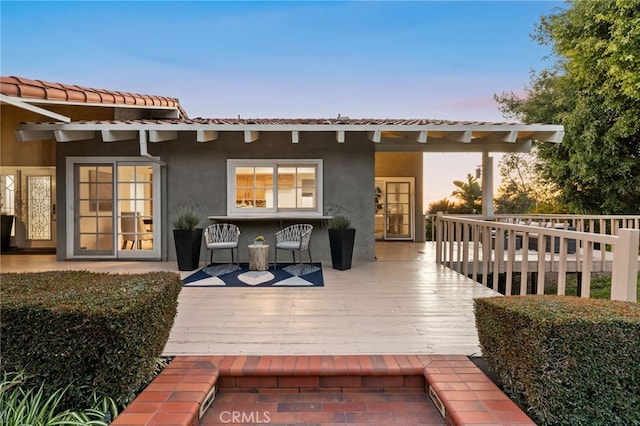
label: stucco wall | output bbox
[375,152,425,242]
[56,131,376,263]
[1,105,57,167]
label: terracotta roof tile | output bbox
[42,117,517,126]
[0,76,187,118]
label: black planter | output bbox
[173,228,203,271]
[1,214,14,252]
[329,228,356,270]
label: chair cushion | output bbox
[277,242,301,250]
[208,242,237,249]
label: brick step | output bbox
[112,355,535,426]
[218,374,425,393]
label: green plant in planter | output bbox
[172,202,200,230]
[328,215,352,230]
[172,202,202,271]
[326,207,355,270]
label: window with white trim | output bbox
[227,159,322,215]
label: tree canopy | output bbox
[451,173,482,213]
[496,0,640,213]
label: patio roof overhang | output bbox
[16,117,564,154]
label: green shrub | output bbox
[0,271,182,409]
[474,295,640,425]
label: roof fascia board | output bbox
[376,140,533,153]
[1,94,71,122]
[15,97,181,112]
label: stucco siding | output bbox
[56,131,376,263]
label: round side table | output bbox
[248,244,269,271]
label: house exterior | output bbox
[0,76,564,264]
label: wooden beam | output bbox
[197,130,218,143]
[149,130,177,142]
[367,130,382,143]
[244,130,259,143]
[291,131,299,144]
[448,131,472,143]
[336,130,345,143]
[15,129,55,142]
[530,131,564,143]
[101,130,137,142]
[53,130,95,142]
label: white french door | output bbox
[375,177,414,240]
[68,158,160,259]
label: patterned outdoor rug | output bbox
[182,262,324,287]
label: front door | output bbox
[21,168,57,249]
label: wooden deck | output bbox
[0,242,500,356]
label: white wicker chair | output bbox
[274,224,313,269]
[204,223,240,266]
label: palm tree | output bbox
[451,174,482,213]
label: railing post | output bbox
[435,212,443,265]
[611,228,639,302]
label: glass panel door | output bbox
[74,165,114,255]
[116,165,154,255]
[385,181,412,240]
[72,161,159,259]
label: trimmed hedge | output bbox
[474,295,640,425]
[0,270,182,408]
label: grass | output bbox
[545,272,640,302]
[0,372,119,426]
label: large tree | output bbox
[496,0,640,213]
[494,151,566,214]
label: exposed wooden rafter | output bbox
[54,130,95,142]
[196,130,218,143]
[149,130,177,142]
[16,130,55,142]
[244,130,259,143]
[367,130,382,143]
[101,130,137,142]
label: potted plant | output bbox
[172,202,202,271]
[328,214,356,270]
[254,235,265,246]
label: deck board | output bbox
[0,242,500,356]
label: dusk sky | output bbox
[1,0,565,205]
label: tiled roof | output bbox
[35,117,519,126]
[0,76,187,117]
[185,117,513,125]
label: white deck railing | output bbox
[434,213,639,302]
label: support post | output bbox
[481,152,494,219]
[611,229,639,302]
